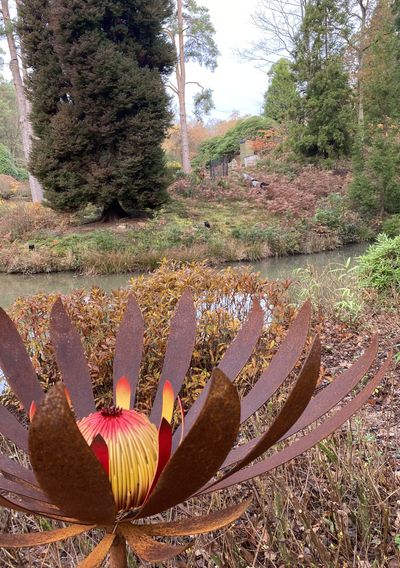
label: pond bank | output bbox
[0,243,367,308]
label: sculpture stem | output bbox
[110,533,128,568]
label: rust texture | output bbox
[113,295,144,407]
[0,307,44,410]
[29,383,116,525]
[150,289,197,425]
[50,299,95,419]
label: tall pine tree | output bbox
[293,0,354,158]
[19,0,174,217]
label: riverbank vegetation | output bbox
[0,160,381,274]
[1,261,398,567]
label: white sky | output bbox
[1,0,269,121]
[183,0,269,120]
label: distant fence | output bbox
[209,156,229,179]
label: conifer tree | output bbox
[19,0,174,217]
[263,58,299,123]
[293,0,354,158]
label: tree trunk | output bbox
[1,0,44,203]
[110,534,128,568]
[177,0,191,174]
[101,198,130,222]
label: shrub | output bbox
[0,202,66,242]
[5,261,292,414]
[0,143,19,179]
[382,214,400,237]
[357,233,400,292]
[313,193,344,228]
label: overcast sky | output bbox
[1,0,269,121]
[183,0,269,120]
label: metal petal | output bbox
[223,337,378,468]
[0,493,77,521]
[0,452,37,486]
[239,300,311,424]
[29,383,116,525]
[218,336,321,480]
[199,354,391,495]
[150,289,196,425]
[77,533,116,568]
[0,524,91,547]
[0,477,52,503]
[120,525,188,563]
[218,298,264,378]
[136,370,240,519]
[0,308,44,412]
[50,299,95,419]
[173,299,264,446]
[0,405,29,452]
[134,498,251,537]
[113,295,144,408]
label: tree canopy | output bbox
[19,0,175,216]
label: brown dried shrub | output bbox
[5,261,293,416]
[0,202,67,242]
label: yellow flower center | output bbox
[77,407,158,511]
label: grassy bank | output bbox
[0,165,378,274]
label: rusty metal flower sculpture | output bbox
[0,291,391,566]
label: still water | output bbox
[0,243,367,309]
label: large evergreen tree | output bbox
[19,0,174,217]
[293,0,354,158]
[263,58,299,123]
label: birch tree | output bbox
[0,0,43,202]
[168,0,219,173]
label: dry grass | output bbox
[0,202,67,243]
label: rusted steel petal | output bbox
[224,337,379,468]
[0,524,91,548]
[218,298,264,378]
[150,289,196,425]
[136,370,240,519]
[220,336,321,478]
[120,525,188,563]
[0,477,52,503]
[29,383,116,525]
[0,405,29,452]
[50,299,95,419]
[0,308,44,412]
[113,295,144,407]
[240,300,311,424]
[173,299,264,447]
[137,498,251,537]
[199,354,391,495]
[0,452,37,486]
[77,533,115,568]
[0,493,76,521]
[279,336,378,442]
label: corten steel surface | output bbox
[112,295,144,406]
[0,292,391,565]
